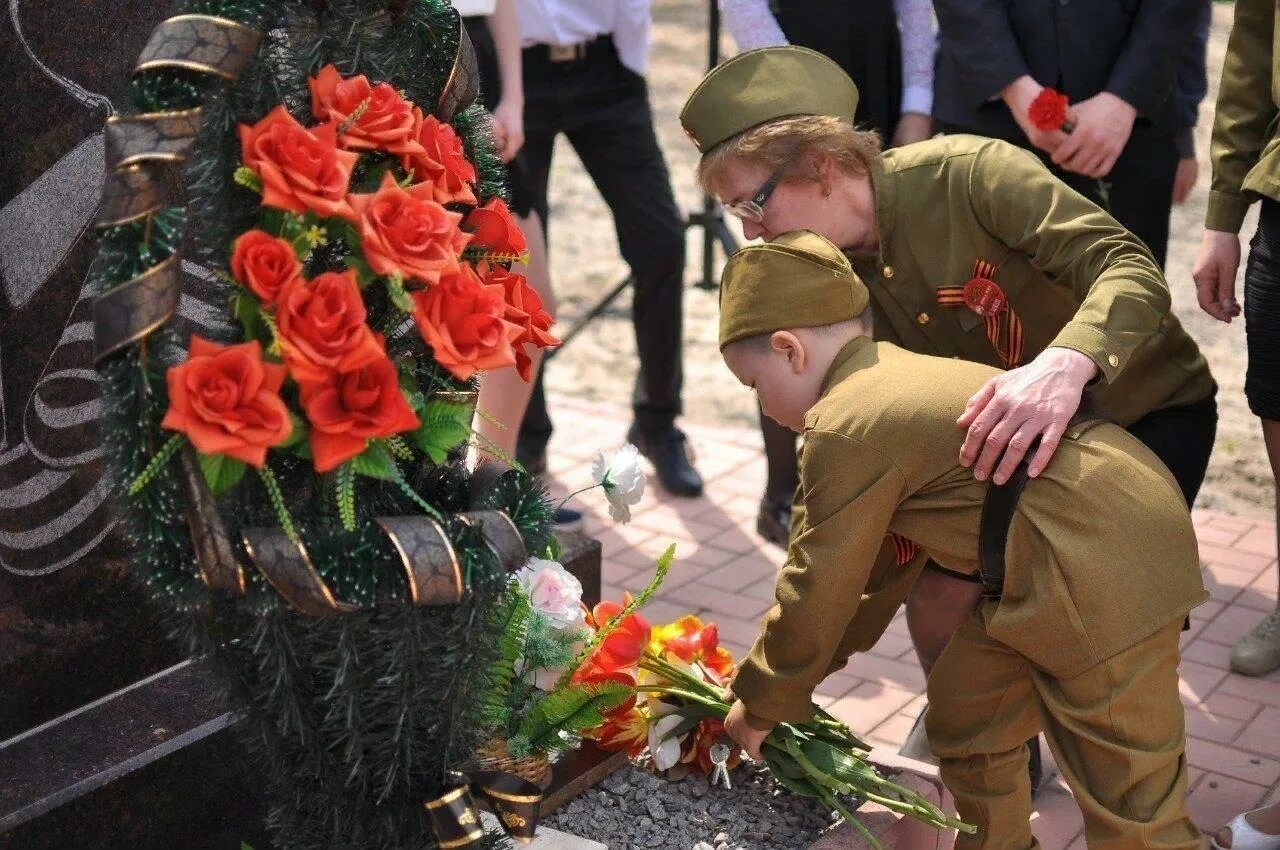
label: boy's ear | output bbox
[770,330,807,374]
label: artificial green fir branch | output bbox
[234,166,264,194]
[258,464,299,541]
[128,433,186,495]
[337,463,357,531]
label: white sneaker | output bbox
[1230,611,1280,677]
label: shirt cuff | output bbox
[901,85,933,118]
[1205,189,1252,234]
[1048,323,1124,385]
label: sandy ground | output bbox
[533,0,1275,519]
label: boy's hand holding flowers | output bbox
[723,698,773,762]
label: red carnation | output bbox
[1028,87,1071,133]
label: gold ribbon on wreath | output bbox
[183,507,528,614]
[425,770,543,847]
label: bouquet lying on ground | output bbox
[565,550,975,848]
[473,444,652,767]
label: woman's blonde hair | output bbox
[696,114,883,196]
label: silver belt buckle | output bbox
[548,43,582,62]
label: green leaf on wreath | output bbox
[345,253,377,288]
[199,452,247,498]
[231,291,262,342]
[351,441,398,480]
[409,402,472,465]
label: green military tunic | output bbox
[851,135,1214,428]
[1207,0,1280,232]
[731,337,1207,725]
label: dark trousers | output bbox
[516,37,687,454]
[1047,130,1179,270]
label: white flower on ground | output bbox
[649,712,684,772]
[514,558,585,629]
[591,443,646,524]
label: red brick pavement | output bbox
[543,395,1280,848]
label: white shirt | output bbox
[516,0,653,76]
[453,0,497,15]
[718,0,937,117]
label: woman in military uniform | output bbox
[680,47,1217,693]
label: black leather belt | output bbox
[977,409,1107,599]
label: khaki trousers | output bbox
[926,605,1202,850]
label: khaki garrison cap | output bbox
[719,230,870,350]
[680,47,860,153]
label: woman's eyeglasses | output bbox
[721,163,788,223]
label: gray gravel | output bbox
[544,762,850,850]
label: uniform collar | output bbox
[841,155,896,273]
[819,335,877,396]
[867,153,896,266]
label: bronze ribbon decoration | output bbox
[458,509,528,574]
[425,770,543,847]
[435,8,481,121]
[241,527,360,616]
[376,515,465,606]
[93,13,262,359]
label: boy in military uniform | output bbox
[719,231,1207,850]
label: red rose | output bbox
[230,229,303,306]
[1028,87,1070,132]
[400,108,477,205]
[239,105,358,220]
[480,261,559,381]
[308,64,420,154]
[297,353,421,473]
[276,269,387,384]
[463,197,527,258]
[409,262,519,381]
[161,336,292,468]
[348,172,470,284]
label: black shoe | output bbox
[516,444,547,476]
[626,425,704,498]
[553,506,584,533]
[757,495,791,545]
[1027,735,1044,798]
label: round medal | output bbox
[963,277,1006,317]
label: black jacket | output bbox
[933,0,1202,142]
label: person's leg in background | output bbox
[1232,197,1280,677]
[476,210,554,461]
[757,411,799,543]
[560,47,702,497]
[510,49,559,475]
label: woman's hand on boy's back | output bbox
[956,347,1100,485]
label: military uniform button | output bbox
[916,312,930,325]
[883,266,895,279]
[1107,354,1119,367]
